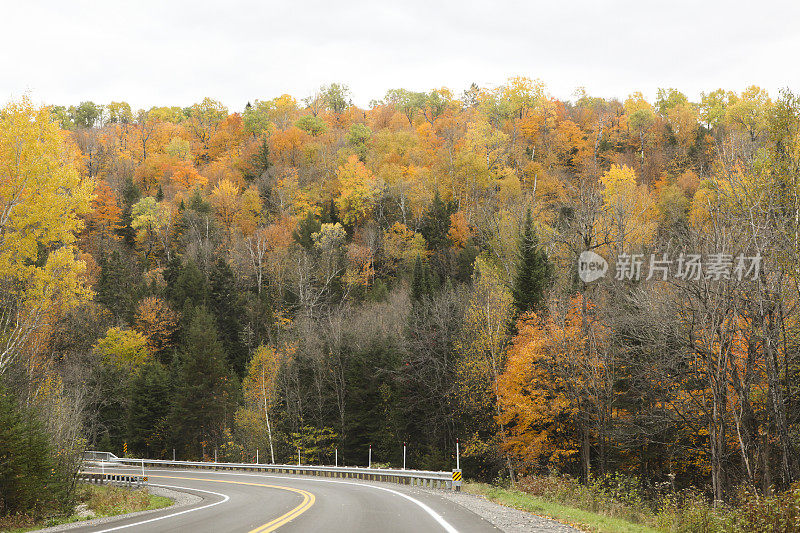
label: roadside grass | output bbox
[0,483,172,532]
[80,483,172,517]
[464,481,659,533]
[464,477,800,533]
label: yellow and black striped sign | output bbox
[452,470,462,483]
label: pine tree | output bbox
[127,362,170,456]
[293,211,322,250]
[511,209,553,316]
[166,260,207,310]
[321,198,339,225]
[170,307,237,458]
[209,258,247,376]
[251,137,272,177]
[455,240,479,283]
[188,188,211,213]
[118,176,141,246]
[95,250,136,322]
[420,191,454,251]
[0,386,71,517]
[411,255,431,302]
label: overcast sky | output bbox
[3,0,798,111]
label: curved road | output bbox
[78,467,501,533]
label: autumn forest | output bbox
[2,78,800,525]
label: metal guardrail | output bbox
[83,451,120,462]
[114,457,457,490]
[78,472,148,487]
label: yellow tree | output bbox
[335,155,378,227]
[0,98,93,374]
[600,164,655,252]
[496,313,578,472]
[454,119,511,214]
[497,295,610,479]
[725,86,771,141]
[245,219,292,294]
[210,178,239,224]
[624,93,656,161]
[381,222,426,273]
[131,197,174,263]
[184,97,228,163]
[134,297,180,355]
[237,186,263,236]
[242,343,291,463]
[85,180,123,246]
[210,180,263,241]
[455,257,516,478]
[94,327,151,370]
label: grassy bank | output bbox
[464,481,658,533]
[464,475,800,533]
[0,483,172,532]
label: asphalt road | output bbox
[76,467,502,533]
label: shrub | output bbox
[655,490,733,532]
[734,483,800,532]
[517,472,654,523]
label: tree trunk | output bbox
[581,426,591,483]
[763,314,795,487]
[263,396,275,464]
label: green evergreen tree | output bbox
[321,198,339,225]
[163,257,182,295]
[342,340,403,463]
[188,188,211,214]
[410,255,431,302]
[95,250,136,322]
[511,209,553,316]
[0,386,72,517]
[249,137,272,179]
[93,363,130,455]
[367,279,389,302]
[209,258,247,376]
[166,260,207,310]
[118,176,141,246]
[292,211,322,250]
[420,191,454,251]
[170,307,237,458]
[455,240,479,283]
[127,362,171,457]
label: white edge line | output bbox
[114,468,459,533]
[91,483,230,533]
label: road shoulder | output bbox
[418,487,582,533]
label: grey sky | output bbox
[3,0,798,111]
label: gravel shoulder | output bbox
[32,486,200,533]
[420,487,583,533]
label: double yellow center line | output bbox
[148,475,315,532]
